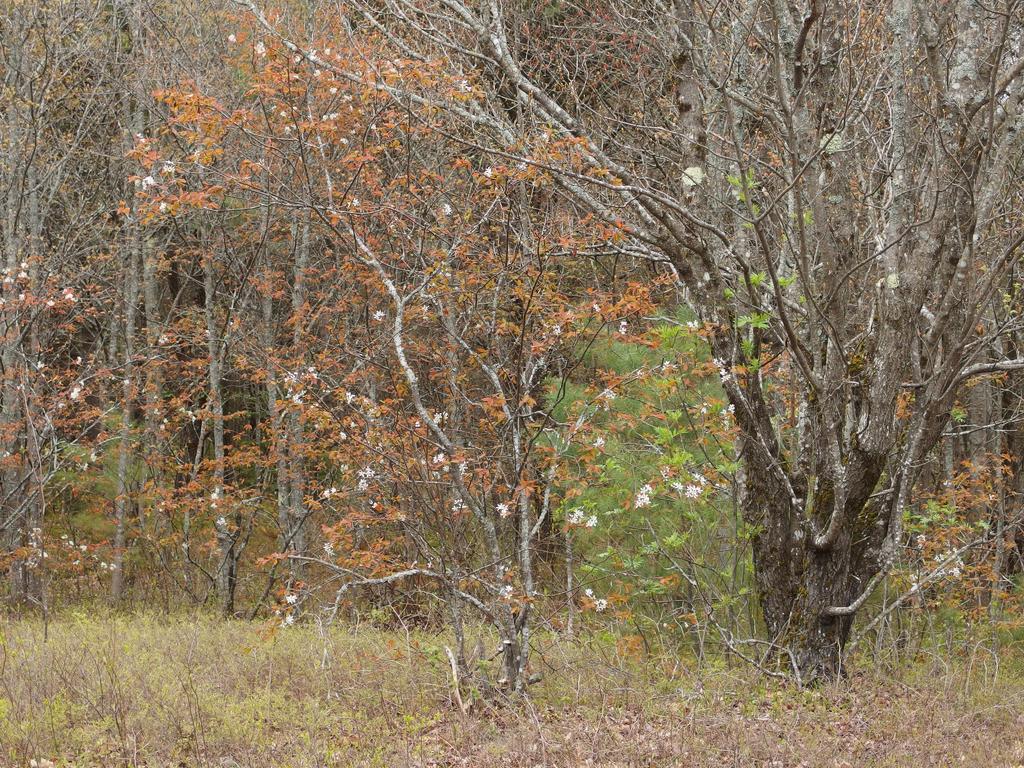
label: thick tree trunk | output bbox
[740,430,887,683]
[779,549,855,681]
[746,502,852,680]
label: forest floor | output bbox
[1,612,1023,767]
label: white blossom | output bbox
[583,588,607,612]
[722,404,735,425]
[356,466,376,491]
[635,484,653,509]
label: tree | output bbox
[147,20,632,689]
[233,0,1024,680]
[1,0,125,607]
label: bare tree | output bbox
[233,0,1024,680]
[1,0,120,606]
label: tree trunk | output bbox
[1,36,32,607]
[112,0,146,601]
[141,236,162,552]
[206,254,234,616]
[284,215,310,589]
[739,429,888,682]
[263,277,291,568]
[111,203,140,602]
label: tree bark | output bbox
[206,253,235,616]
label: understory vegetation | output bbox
[3,612,1024,767]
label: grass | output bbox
[2,611,1023,767]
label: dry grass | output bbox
[1,611,1023,767]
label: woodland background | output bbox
[2,0,1024,764]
